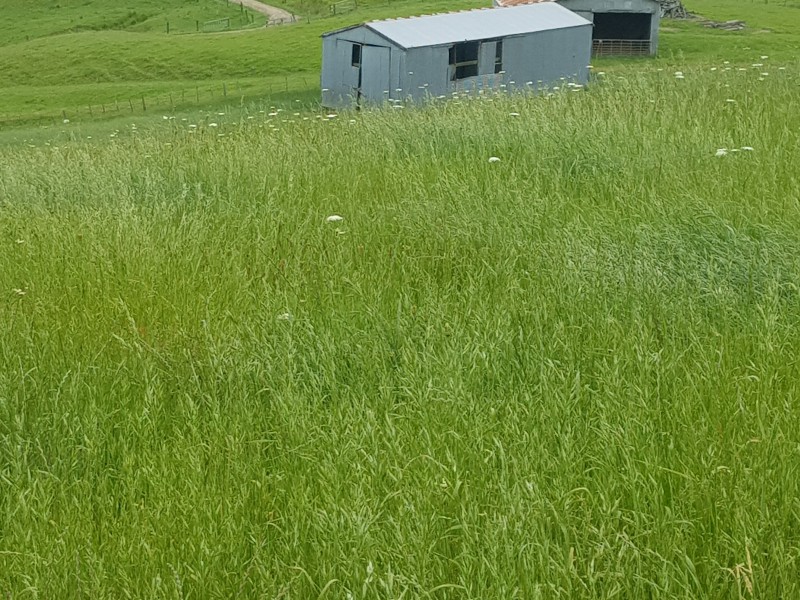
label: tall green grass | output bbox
[1,65,800,598]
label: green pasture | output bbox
[3,60,800,599]
[3,0,800,597]
[2,0,800,127]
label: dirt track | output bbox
[229,0,296,24]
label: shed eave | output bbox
[321,23,365,38]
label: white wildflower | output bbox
[325,215,344,223]
[740,146,754,151]
[715,148,728,157]
[488,156,501,163]
[208,123,218,127]
[276,312,294,322]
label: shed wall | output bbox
[400,24,590,102]
[502,25,592,89]
[322,26,403,107]
[403,46,450,99]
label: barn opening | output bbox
[592,12,652,55]
[449,41,479,81]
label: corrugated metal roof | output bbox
[327,3,590,49]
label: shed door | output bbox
[360,45,391,101]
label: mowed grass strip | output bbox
[1,67,800,598]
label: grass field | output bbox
[3,0,800,597]
[3,58,800,597]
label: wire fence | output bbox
[2,77,319,128]
[592,39,652,56]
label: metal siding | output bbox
[367,3,590,49]
[321,36,353,107]
[502,25,591,90]
[404,46,450,100]
[361,45,392,102]
[479,40,497,76]
[649,9,660,54]
[322,26,403,107]
[389,47,402,100]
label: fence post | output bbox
[196,20,200,32]
[166,20,170,33]
[141,95,147,111]
[129,99,134,112]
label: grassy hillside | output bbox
[0,0,485,125]
[1,0,799,126]
[2,62,800,598]
[0,0,262,45]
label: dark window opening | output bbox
[494,40,503,74]
[351,43,362,67]
[592,13,651,40]
[449,41,479,81]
